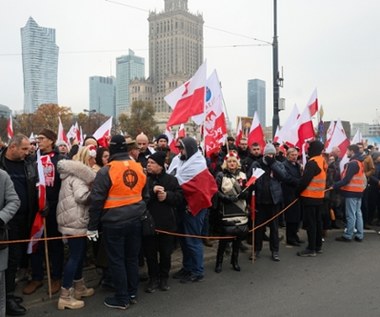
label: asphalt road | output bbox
[22,229,380,317]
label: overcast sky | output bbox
[1,0,379,128]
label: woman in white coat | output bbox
[56,146,96,310]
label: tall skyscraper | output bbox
[21,17,59,113]
[247,79,266,127]
[89,76,116,117]
[116,49,145,118]
[148,0,204,113]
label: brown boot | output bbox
[23,280,43,295]
[57,287,84,310]
[73,278,94,299]
[50,279,61,295]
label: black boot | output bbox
[6,296,26,316]
[231,252,241,272]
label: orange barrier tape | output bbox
[0,188,334,245]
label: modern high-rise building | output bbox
[89,76,116,117]
[115,49,145,118]
[148,0,204,114]
[247,79,266,127]
[21,17,59,113]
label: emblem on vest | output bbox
[123,169,138,189]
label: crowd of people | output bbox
[0,129,379,315]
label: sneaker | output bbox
[129,295,138,305]
[271,252,280,262]
[104,297,129,310]
[144,279,159,293]
[22,280,43,295]
[180,273,204,284]
[354,237,363,242]
[172,268,189,280]
[335,236,351,242]
[297,249,317,257]
[159,278,170,291]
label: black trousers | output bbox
[143,233,175,279]
[302,204,323,252]
[286,222,299,243]
[254,204,280,252]
[5,217,28,295]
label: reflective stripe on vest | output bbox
[301,155,327,199]
[341,160,366,193]
[104,160,147,209]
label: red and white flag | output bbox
[247,112,265,150]
[57,116,69,145]
[235,118,243,147]
[27,150,46,254]
[325,119,350,158]
[203,70,227,157]
[324,120,335,149]
[296,105,315,150]
[273,126,280,143]
[277,104,300,147]
[93,117,113,148]
[351,129,363,145]
[165,62,207,127]
[165,127,178,154]
[67,122,82,144]
[7,116,13,140]
[307,88,318,117]
[178,124,186,139]
[175,151,217,216]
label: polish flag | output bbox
[178,124,186,139]
[7,116,13,140]
[296,105,315,150]
[273,126,280,143]
[247,112,265,150]
[277,104,300,147]
[27,150,46,254]
[165,127,178,154]
[351,129,363,145]
[175,151,217,216]
[203,70,227,157]
[235,118,243,147]
[67,122,82,144]
[307,89,318,117]
[93,117,113,148]
[324,120,336,149]
[57,116,69,145]
[325,119,350,158]
[165,62,207,127]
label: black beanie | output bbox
[149,151,166,169]
[156,134,169,143]
[109,135,127,156]
[308,140,324,157]
[39,128,57,143]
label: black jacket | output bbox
[147,171,184,231]
[282,159,302,222]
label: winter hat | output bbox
[308,140,324,157]
[109,135,127,156]
[38,129,57,143]
[126,139,139,151]
[156,134,169,143]
[149,151,166,169]
[263,143,276,155]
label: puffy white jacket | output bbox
[57,160,96,235]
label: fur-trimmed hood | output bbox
[57,159,96,185]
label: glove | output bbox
[40,202,50,217]
[229,195,239,202]
[86,230,99,242]
[265,155,276,166]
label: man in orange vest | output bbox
[334,144,366,242]
[87,135,149,310]
[297,141,327,257]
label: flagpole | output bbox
[43,218,52,298]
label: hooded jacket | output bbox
[57,160,96,235]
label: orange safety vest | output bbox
[104,160,147,209]
[341,159,366,193]
[301,155,327,199]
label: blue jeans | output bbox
[103,220,141,304]
[343,197,364,240]
[179,209,206,276]
[62,237,86,289]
